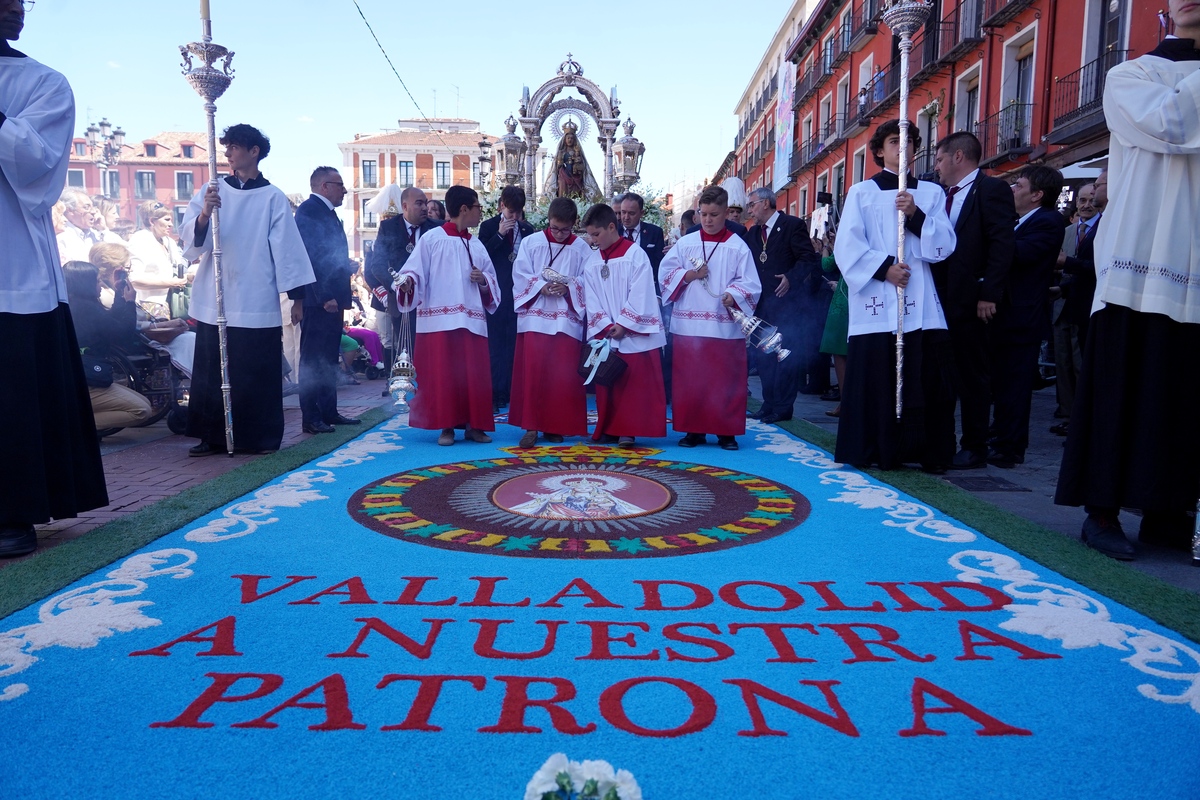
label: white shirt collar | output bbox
[954,168,980,191]
[312,193,335,211]
[1079,213,1100,231]
[1015,207,1039,228]
[764,211,781,231]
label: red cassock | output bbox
[509,332,589,435]
[410,329,495,431]
[671,335,748,435]
[592,348,667,440]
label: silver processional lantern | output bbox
[180,9,237,454]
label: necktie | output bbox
[944,185,961,216]
[407,225,416,246]
[625,229,634,241]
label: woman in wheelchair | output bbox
[63,261,154,432]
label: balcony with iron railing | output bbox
[861,59,901,118]
[982,0,1034,28]
[794,62,822,108]
[832,21,853,67]
[1048,49,1129,145]
[848,0,881,51]
[978,102,1035,166]
[911,147,938,179]
[938,0,984,64]
[909,26,943,83]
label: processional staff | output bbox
[181,1,236,453]
[880,0,933,419]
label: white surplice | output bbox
[0,56,74,315]
[581,239,666,353]
[835,173,955,337]
[396,225,500,336]
[659,229,761,339]
[512,230,591,338]
[180,183,315,328]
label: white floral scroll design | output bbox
[820,470,977,543]
[0,549,197,702]
[951,550,1200,713]
[750,422,843,469]
[317,427,405,468]
[183,469,336,543]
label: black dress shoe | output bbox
[920,463,948,475]
[747,408,766,419]
[820,388,841,402]
[986,448,1024,469]
[1138,512,1192,551]
[0,525,37,558]
[678,433,706,448]
[949,449,987,470]
[717,436,738,451]
[303,421,336,434]
[188,442,227,457]
[327,414,361,426]
[1049,422,1069,436]
[759,413,792,425]
[1081,515,1135,560]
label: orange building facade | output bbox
[728,0,1165,221]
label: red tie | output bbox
[944,185,961,216]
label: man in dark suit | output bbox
[1058,169,1105,351]
[479,184,535,409]
[932,131,1017,470]
[368,187,439,395]
[743,187,822,423]
[619,192,666,281]
[294,167,361,434]
[988,165,1067,468]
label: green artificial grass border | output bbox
[5,406,1199,647]
[775,415,1200,645]
[0,407,390,620]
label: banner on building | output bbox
[773,66,795,194]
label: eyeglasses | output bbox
[548,225,574,235]
[323,180,345,188]
[469,203,482,210]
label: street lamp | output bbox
[477,134,492,190]
[86,116,126,199]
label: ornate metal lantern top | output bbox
[880,0,934,36]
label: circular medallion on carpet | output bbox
[348,448,810,558]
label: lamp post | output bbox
[85,117,126,199]
[477,135,492,191]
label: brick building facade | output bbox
[337,118,502,261]
[67,131,228,228]
[725,0,1163,222]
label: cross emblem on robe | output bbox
[866,296,884,316]
[904,297,917,315]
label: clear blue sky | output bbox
[18,0,793,198]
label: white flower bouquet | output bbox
[524,753,642,800]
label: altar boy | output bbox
[581,203,667,446]
[659,186,760,450]
[395,185,500,446]
[509,197,592,447]
[833,119,957,471]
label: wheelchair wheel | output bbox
[166,406,189,435]
[109,352,172,427]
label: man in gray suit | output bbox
[1050,182,1097,435]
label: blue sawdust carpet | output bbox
[3,415,1199,798]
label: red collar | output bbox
[544,228,577,246]
[442,222,471,240]
[699,227,733,243]
[600,237,633,260]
